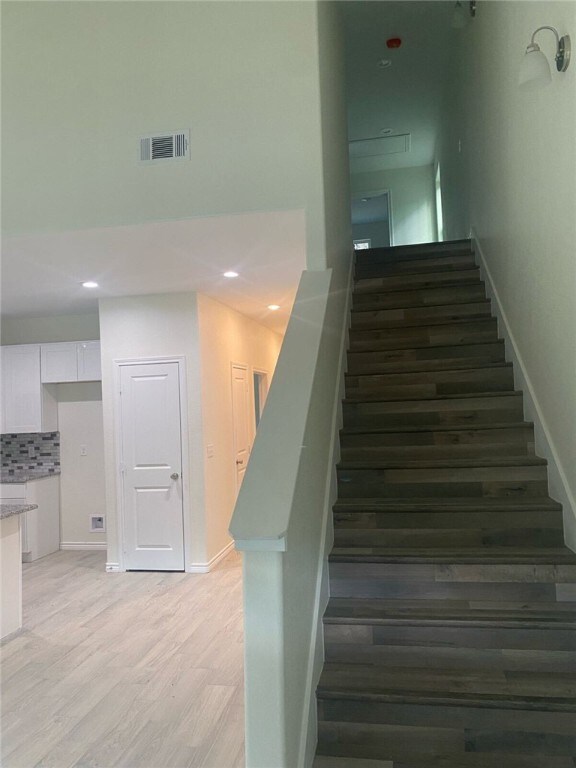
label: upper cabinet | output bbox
[1,340,101,434]
[1,345,58,434]
[40,341,102,383]
[40,343,78,383]
[77,341,102,382]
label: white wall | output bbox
[436,1,576,541]
[352,220,390,248]
[0,314,100,345]
[98,292,205,568]
[350,165,437,245]
[197,295,282,563]
[99,291,282,570]
[57,383,106,547]
[2,1,330,271]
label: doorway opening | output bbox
[351,191,393,248]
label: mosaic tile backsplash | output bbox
[1,432,61,474]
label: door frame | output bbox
[353,186,394,246]
[113,356,191,573]
[230,361,251,492]
[251,367,269,437]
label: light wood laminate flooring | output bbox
[1,550,245,768]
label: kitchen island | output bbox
[1,503,38,640]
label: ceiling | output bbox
[343,1,455,174]
[1,211,306,335]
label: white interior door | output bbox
[231,364,251,492]
[119,362,184,571]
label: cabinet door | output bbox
[1,345,43,433]
[41,343,78,383]
[77,341,101,381]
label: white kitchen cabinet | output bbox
[39,341,101,383]
[77,341,102,381]
[1,346,58,434]
[41,343,78,383]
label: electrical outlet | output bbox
[80,445,87,456]
[90,515,105,532]
[207,444,214,458]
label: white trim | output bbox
[299,253,355,768]
[186,540,235,573]
[60,541,107,551]
[106,561,121,572]
[112,356,192,572]
[472,231,576,550]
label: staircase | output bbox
[314,240,576,767]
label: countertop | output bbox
[0,469,61,484]
[0,503,38,520]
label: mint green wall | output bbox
[2,1,348,271]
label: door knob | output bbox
[170,472,180,480]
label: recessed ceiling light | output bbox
[81,281,99,289]
[380,128,394,135]
[378,59,392,69]
[223,271,239,278]
[267,304,280,311]
[361,198,369,203]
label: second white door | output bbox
[231,364,251,492]
[119,361,185,571]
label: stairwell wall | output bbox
[436,1,576,543]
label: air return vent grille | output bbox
[139,131,190,163]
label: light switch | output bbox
[207,444,214,458]
[80,445,87,456]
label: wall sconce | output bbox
[451,1,476,29]
[519,26,571,89]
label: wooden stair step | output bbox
[324,641,576,674]
[340,421,532,437]
[353,266,482,286]
[347,339,505,373]
[345,376,516,404]
[314,757,393,768]
[333,497,563,513]
[346,356,508,376]
[349,319,499,352]
[350,301,492,331]
[317,662,576,709]
[328,547,576,564]
[317,720,576,765]
[324,597,576,628]
[356,239,472,262]
[338,457,546,470]
[332,527,564,550]
[334,508,562,528]
[343,392,525,430]
[352,284,486,311]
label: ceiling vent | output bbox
[139,130,190,163]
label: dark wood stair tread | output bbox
[328,547,576,564]
[338,457,547,470]
[324,598,576,627]
[340,421,533,437]
[317,662,576,710]
[333,498,563,512]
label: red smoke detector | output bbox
[386,37,402,49]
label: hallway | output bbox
[1,551,244,768]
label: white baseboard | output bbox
[186,540,235,574]
[472,230,576,550]
[106,561,121,572]
[60,541,107,551]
